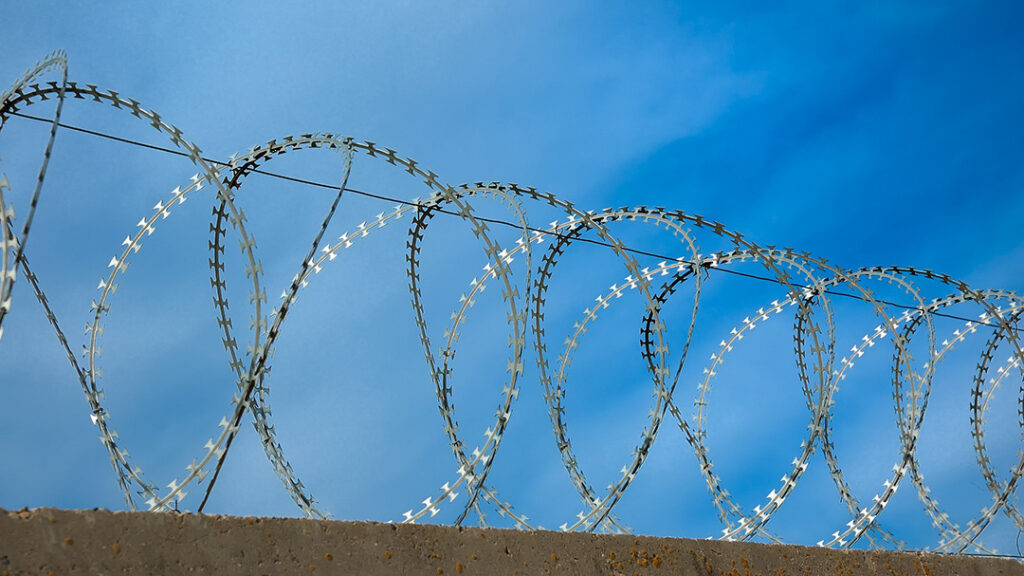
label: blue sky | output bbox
[2,1,1024,552]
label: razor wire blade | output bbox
[1,53,1022,554]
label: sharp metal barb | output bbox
[3,54,1023,555]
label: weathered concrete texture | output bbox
[1,508,1021,576]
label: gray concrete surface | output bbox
[1,507,1021,575]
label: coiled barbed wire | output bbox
[1,54,1022,553]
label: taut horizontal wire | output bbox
[7,110,1020,333]
[5,64,1024,553]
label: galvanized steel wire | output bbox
[2,53,1023,554]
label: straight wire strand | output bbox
[7,110,1021,334]
[9,109,1024,561]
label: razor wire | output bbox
[1,54,1023,554]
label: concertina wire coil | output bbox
[1,52,1022,553]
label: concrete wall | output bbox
[1,507,1021,576]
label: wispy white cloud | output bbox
[1,0,1023,552]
